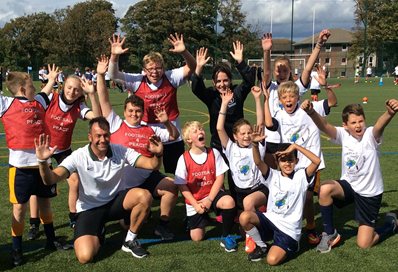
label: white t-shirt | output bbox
[60,143,141,212]
[309,71,321,90]
[263,168,310,241]
[366,67,372,75]
[266,79,307,143]
[224,139,266,189]
[274,107,325,171]
[106,109,170,188]
[331,126,383,197]
[174,148,229,216]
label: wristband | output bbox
[37,159,48,163]
[219,112,226,115]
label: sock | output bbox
[125,230,137,242]
[375,219,396,242]
[220,208,236,237]
[247,227,267,248]
[12,236,22,250]
[30,217,40,228]
[319,204,334,235]
[43,223,56,242]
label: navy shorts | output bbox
[333,179,382,227]
[8,166,57,204]
[235,183,269,210]
[138,170,166,199]
[162,140,185,174]
[74,189,130,240]
[256,211,299,255]
[186,190,229,230]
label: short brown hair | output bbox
[342,104,365,123]
[232,119,252,135]
[6,72,31,96]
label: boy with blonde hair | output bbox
[174,121,238,252]
[1,71,61,266]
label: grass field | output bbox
[0,76,398,271]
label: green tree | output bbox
[121,0,218,71]
[0,12,56,72]
[351,0,398,74]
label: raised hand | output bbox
[386,99,398,115]
[34,134,56,161]
[251,86,262,100]
[261,33,273,51]
[96,54,109,75]
[196,47,211,68]
[315,63,327,86]
[168,33,186,54]
[44,64,59,81]
[300,99,314,115]
[81,77,95,94]
[220,88,233,104]
[154,107,169,123]
[109,34,129,55]
[317,29,331,46]
[148,135,164,156]
[252,124,266,143]
[230,40,243,63]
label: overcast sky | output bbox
[0,0,357,41]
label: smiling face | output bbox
[277,153,298,176]
[233,123,252,147]
[343,114,366,140]
[63,77,83,103]
[123,102,143,126]
[213,71,231,94]
[144,61,164,84]
[88,121,111,157]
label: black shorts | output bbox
[186,190,229,230]
[310,89,321,95]
[235,183,269,210]
[40,79,49,84]
[333,180,382,227]
[163,140,185,174]
[74,189,130,240]
[256,211,299,255]
[52,148,72,165]
[8,166,57,204]
[138,170,166,198]
[307,170,321,193]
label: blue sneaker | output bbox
[220,235,237,252]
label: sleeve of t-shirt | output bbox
[0,95,13,117]
[59,151,77,177]
[35,93,50,109]
[312,99,330,117]
[224,138,234,157]
[213,148,229,176]
[165,67,185,88]
[331,126,344,144]
[151,125,170,143]
[191,73,213,105]
[174,155,187,185]
[123,73,144,92]
[79,102,91,119]
[106,110,123,134]
[125,146,141,166]
[295,78,309,96]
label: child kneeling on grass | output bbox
[174,121,238,252]
[240,125,320,265]
[302,99,398,253]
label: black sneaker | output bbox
[45,237,70,251]
[121,239,149,258]
[154,224,175,241]
[11,249,23,266]
[27,225,40,240]
[248,245,268,262]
